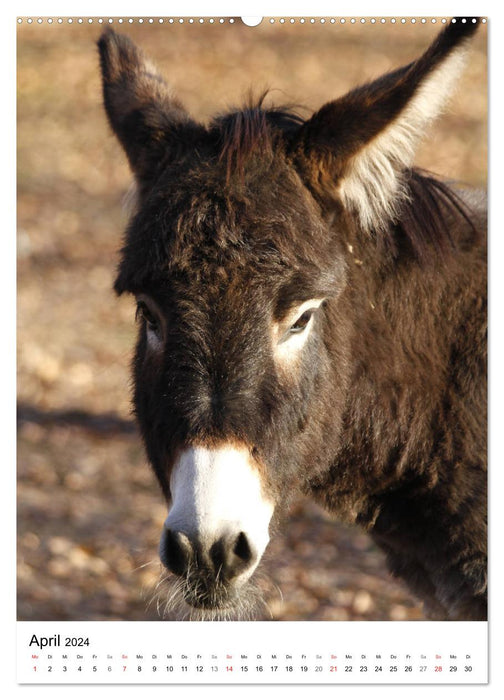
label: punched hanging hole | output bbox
[241,16,263,26]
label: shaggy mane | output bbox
[395,169,477,262]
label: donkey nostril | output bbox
[208,532,255,580]
[233,531,253,564]
[162,528,193,576]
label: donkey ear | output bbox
[291,19,480,232]
[98,29,200,189]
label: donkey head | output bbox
[99,20,478,617]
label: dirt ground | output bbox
[17,16,487,622]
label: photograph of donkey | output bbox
[98,18,486,621]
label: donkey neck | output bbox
[310,216,485,525]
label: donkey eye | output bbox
[136,301,160,333]
[289,310,314,334]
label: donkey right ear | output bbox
[98,29,201,190]
[289,19,480,234]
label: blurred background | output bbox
[17,17,487,621]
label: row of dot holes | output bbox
[18,17,484,25]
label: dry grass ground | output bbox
[17,17,487,621]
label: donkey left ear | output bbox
[98,29,202,192]
[290,19,480,232]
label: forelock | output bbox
[211,93,305,182]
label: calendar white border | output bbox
[16,620,489,684]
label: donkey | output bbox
[98,19,486,621]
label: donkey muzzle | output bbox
[160,527,259,607]
[160,445,274,607]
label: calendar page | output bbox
[16,7,489,689]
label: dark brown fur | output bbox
[98,19,486,620]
